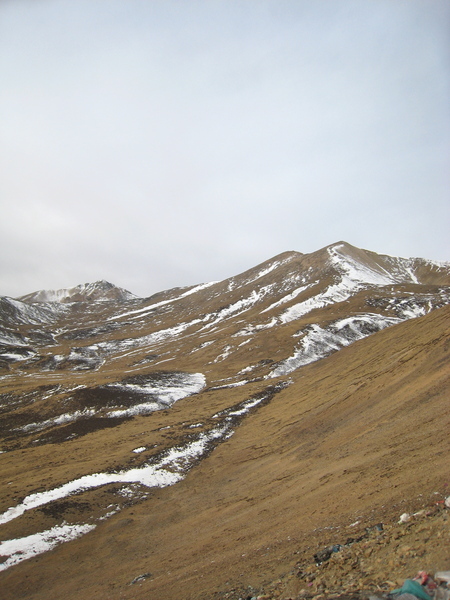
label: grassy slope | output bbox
[1,305,448,600]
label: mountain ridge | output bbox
[10,241,450,305]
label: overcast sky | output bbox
[1,0,449,298]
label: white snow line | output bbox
[107,281,218,321]
[268,313,404,377]
[0,523,96,572]
[261,284,313,313]
[0,426,228,526]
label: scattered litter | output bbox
[390,571,450,600]
[391,579,432,600]
[399,512,411,523]
[314,522,384,565]
[130,573,152,585]
[314,544,341,565]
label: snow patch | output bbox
[0,523,96,572]
[18,409,96,434]
[213,345,233,363]
[106,372,206,418]
[0,425,229,526]
[238,256,294,287]
[202,285,276,329]
[261,284,313,313]
[328,245,395,286]
[269,313,402,377]
[108,281,217,321]
[233,317,278,336]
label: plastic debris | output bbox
[313,522,383,565]
[391,579,432,600]
[399,513,411,523]
[313,544,341,565]
[130,573,152,585]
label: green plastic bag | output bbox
[392,579,432,600]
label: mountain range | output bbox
[0,241,449,600]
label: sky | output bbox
[1,0,449,298]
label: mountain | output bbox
[0,242,449,600]
[18,280,137,304]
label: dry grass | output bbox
[0,305,448,600]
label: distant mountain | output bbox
[18,280,136,304]
[0,242,449,600]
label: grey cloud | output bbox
[1,0,449,298]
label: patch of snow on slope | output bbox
[106,372,206,417]
[190,340,215,353]
[278,246,410,324]
[239,258,289,286]
[261,284,313,314]
[0,523,96,572]
[0,297,66,326]
[269,314,402,377]
[0,347,36,362]
[211,381,290,418]
[213,345,233,363]
[395,300,426,319]
[279,282,354,323]
[77,319,204,359]
[328,245,395,286]
[238,364,256,374]
[405,267,419,284]
[18,409,96,434]
[209,380,251,390]
[203,285,277,329]
[233,317,278,336]
[422,258,450,271]
[108,281,217,321]
[0,331,28,345]
[140,319,204,344]
[180,280,219,296]
[0,425,228,526]
[252,260,285,280]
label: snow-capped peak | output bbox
[18,280,136,304]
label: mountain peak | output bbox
[17,281,136,304]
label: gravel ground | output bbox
[212,500,450,600]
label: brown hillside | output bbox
[1,305,448,600]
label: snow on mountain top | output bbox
[326,242,449,286]
[18,281,136,304]
[328,244,395,286]
[10,243,449,307]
